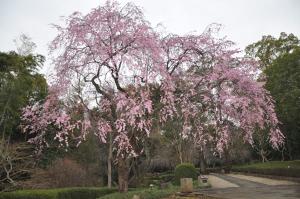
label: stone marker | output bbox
[132,194,140,199]
[180,178,193,193]
[198,175,208,184]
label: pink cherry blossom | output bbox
[22,0,283,158]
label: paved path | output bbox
[200,174,300,199]
[207,175,239,189]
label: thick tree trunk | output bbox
[118,157,129,192]
[107,133,113,188]
[224,149,231,173]
[177,141,183,164]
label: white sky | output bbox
[0,0,299,74]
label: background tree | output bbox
[246,33,300,160]
[0,52,47,140]
[265,48,300,159]
[13,34,37,56]
[245,32,299,70]
[0,50,47,190]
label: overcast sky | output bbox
[0,0,299,74]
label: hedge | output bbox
[232,167,300,178]
[174,163,198,185]
[0,187,117,199]
[232,160,300,178]
[98,187,177,199]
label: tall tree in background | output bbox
[0,52,47,140]
[265,49,300,159]
[0,48,47,189]
[246,33,300,160]
[245,32,299,70]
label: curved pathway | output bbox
[200,173,300,199]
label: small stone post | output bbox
[180,178,193,193]
[198,175,208,184]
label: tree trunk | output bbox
[199,150,206,174]
[224,149,231,173]
[260,149,268,163]
[107,133,113,188]
[286,140,293,160]
[118,157,129,192]
[281,147,285,161]
[177,140,183,164]
[179,151,183,164]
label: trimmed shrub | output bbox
[232,160,300,178]
[232,167,300,178]
[56,187,117,199]
[174,163,197,185]
[0,187,117,199]
[98,187,177,199]
[0,189,57,199]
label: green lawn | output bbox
[0,180,211,199]
[232,160,300,178]
[233,160,300,169]
[0,187,117,199]
[98,186,178,199]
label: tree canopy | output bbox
[0,51,47,140]
[246,32,300,160]
[21,0,284,192]
[245,32,300,69]
[265,48,300,159]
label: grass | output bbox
[0,187,117,199]
[233,160,300,169]
[0,181,211,199]
[98,179,211,199]
[0,170,212,199]
[98,186,179,199]
[232,160,300,178]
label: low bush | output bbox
[174,163,197,185]
[98,187,177,199]
[56,187,117,199]
[46,158,88,187]
[143,172,174,187]
[0,187,117,199]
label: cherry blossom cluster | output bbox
[22,0,284,157]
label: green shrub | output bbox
[143,172,175,187]
[56,187,117,199]
[232,167,300,178]
[174,163,197,185]
[98,187,177,199]
[0,187,117,199]
[0,189,57,199]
